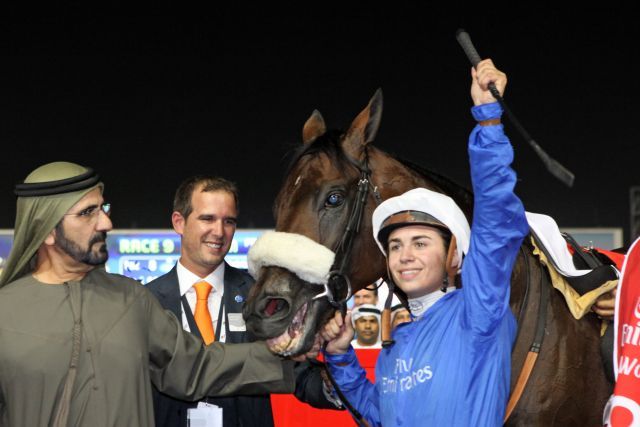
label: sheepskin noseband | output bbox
[247,231,336,285]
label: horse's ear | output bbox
[343,88,383,157]
[302,110,327,145]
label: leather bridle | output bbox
[315,147,380,427]
[314,147,381,309]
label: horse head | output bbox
[243,90,471,356]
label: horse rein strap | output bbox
[321,149,378,427]
[325,148,380,308]
[504,251,550,422]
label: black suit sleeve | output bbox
[293,361,344,410]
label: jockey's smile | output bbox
[387,225,451,298]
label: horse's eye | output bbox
[325,192,344,207]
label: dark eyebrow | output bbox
[78,203,100,212]
[389,234,433,244]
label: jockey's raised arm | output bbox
[320,59,529,426]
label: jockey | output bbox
[321,59,529,426]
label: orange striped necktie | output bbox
[193,280,215,344]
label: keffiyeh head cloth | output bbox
[0,162,103,287]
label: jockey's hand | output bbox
[471,59,507,106]
[592,286,617,320]
[321,310,354,355]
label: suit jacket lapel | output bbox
[152,266,182,320]
[149,266,204,340]
[223,262,248,314]
[157,262,249,342]
[223,262,252,343]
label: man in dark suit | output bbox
[148,175,341,427]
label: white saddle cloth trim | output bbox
[247,231,335,284]
[526,211,610,278]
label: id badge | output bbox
[187,402,223,427]
[228,312,247,331]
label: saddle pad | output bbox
[531,237,617,320]
[526,212,596,277]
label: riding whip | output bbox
[455,29,575,188]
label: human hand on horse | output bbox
[592,286,617,320]
[471,58,507,106]
[320,310,355,355]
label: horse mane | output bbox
[396,157,474,218]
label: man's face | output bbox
[173,188,237,277]
[392,308,412,329]
[55,187,113,266]
[353,288,378,307]
[354,316,380,346]
[387,225,447,298]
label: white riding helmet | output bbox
[372,188,471,271]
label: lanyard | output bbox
[181,292,227,342]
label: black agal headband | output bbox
[14,168,100,197]
[356,306,381,316]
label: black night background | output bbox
[1,8,637,245]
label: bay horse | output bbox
[243,90,612,426]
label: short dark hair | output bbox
[434,228,453,254]
[173,176,239,219]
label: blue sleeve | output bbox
[462,102,529,336]
[324,347,381,426]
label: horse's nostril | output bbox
[264,298,289,317]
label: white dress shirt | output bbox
[176,261,227,342]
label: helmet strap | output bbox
[441,274,449,293]
[444,235,458,289]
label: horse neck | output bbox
[368,147,473,219]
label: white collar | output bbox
[408,286,456,318]
[177,261,225,297]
